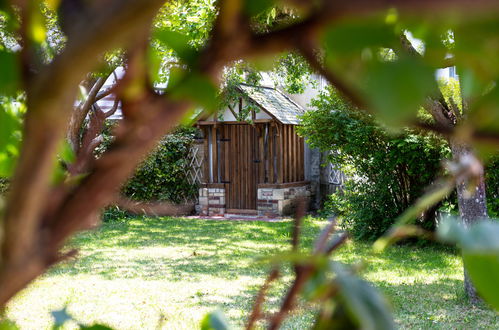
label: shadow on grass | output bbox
[50,217,325,280]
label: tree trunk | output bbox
[450,140,487,304]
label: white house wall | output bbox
[207,100,272,121]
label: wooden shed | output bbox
[196,84,310,217]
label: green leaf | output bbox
[437,218,499,310]
[0,152,15,177]
[79,325,113,330]
[244,0,274,17]
[323,18,396,55]
[0,50,20,96]
[200,310,231,330]
[29,6,46,44]
[437,217,499,251]
[363,56,437,126]
[0,320,19,330]
[154,29,198,66]
[332,263,395,330]
[0,105,19,151]
[59,140,76,164]
[169,73,218,111]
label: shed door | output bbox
[222,124,258,210]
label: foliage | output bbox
[4,0,499,325]
[438,217,499,310]
[0,178,8,195]
[122,126,198,204]
[101,206,131,223]
[0,96,24,178]
[299,87,450,240]
[218,63,263,122]
[272,52,314,94]
[485,156,499,217]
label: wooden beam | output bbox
[227,104,238,119]
[226,208,258,215]
[203,127,209,183]
[277,124,284,184]
[258,181,310,189]
[212,126,218,183]
[197,119,272,125]
[258,126,265,184]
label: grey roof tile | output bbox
[238,84,304,124]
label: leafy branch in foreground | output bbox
[243,198,394,330]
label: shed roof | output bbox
[238,84,305,125]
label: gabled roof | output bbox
[238,84,305,125]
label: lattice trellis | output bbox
[328,163,345,185]
[186,145,203,185]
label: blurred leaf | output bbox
[314,302,358,330]
[0,50,20,96]
[332,263,395,330]
[0,105,19,151]
[51,163,67,184]
[200,310,231,330]
[468,82,499,131]
[454,17,499,80]
[59,140,76,164]
[363,56,437,126]
[244,0,274,17]
[437,217,499,251]
[29,6,46,44]
[324,18,396,56]
[147,47,162,83]
[45,0,61,10]
[463,253,499,310]
[459,67,488,101]
[154,29,198,66]
[0,153,15,177]
[169,73,218,111]
[79,325,113,330]
[438,218,499,310]
[303,269,330,301]
[51,308,72,328]
[0,320,19,330]
[374,180,453,252]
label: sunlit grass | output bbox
[5,216,499,329]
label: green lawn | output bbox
[5,217,499,329]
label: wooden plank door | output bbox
[223,124,258,210]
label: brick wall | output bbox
[257,185,310,217]
[198,187,225,216]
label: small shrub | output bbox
[101,206,131,223]
[0,178,9,195]
[486,155,499,217]
[122,126,199,203]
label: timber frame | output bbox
[195,85,310,216]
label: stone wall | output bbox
[257,185,310,217]
[198,187,225,216]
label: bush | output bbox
[102,205,131,222]
[122,126,199,203]
[299,87,450,240]
[0,178,8,195]
[486,156,499,217]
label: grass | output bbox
[5,216,499,329]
